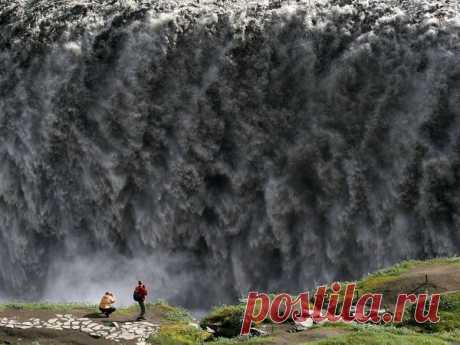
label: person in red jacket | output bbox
[133,281,148,320]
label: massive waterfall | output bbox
[1,0,460,307]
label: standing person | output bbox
[99,292,117,318]
[133,281,148,320]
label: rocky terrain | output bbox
[0,314,158,344]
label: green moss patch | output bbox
[148,322,212,345]
[308,325,459,345]
[200,304,247,338]
[0,302,96,311]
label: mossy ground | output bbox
[307,324,460,345]
[148,322,212,345]
[190,257,460,345]
[0,302,97,311]
[356,257,460,294]
[398,291,460,333]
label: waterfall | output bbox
[1,0,460,307]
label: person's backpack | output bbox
[133,288,142,302]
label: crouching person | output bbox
[99,292,117,318]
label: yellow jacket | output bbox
[99,295,116,309]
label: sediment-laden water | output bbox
[1,0,460,307]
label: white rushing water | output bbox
[0,0,460,307]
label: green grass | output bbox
[0,299,192,319]
[146,301,212,345]
[309,330,444,345]
[112,304,141,316]
[307,324,460,345]
[148,322,212,345]
[153,300,193,322]
[399,292,460,333]
[436,292,460,332]
[0,302,96,311]
[0,301,149,317]
[200,304,247,338]
[206,336,273,344]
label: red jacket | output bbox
[135,285,148,299]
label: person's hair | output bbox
[138,281,142,285]
[105,291,110,295]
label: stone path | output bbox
[0,314,159,344]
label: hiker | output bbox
[99,291,117,318]
[133,281,148,320]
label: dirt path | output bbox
[403,263,460,292]
[368,262,460,308]
[265,324,349,345]
[0,326,119,345]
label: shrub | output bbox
[310,326,450,345]
[153,300,193,322]
[200,304,246,338]
[149,323,212,345]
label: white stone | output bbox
[295,318,314,329]
[17,325,31,329]
[0,316,160,344]
[188,322,200,329]
[119,331,138,340]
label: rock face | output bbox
[0,315,159,344]
[1,0,460,307]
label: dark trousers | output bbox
[138,300,146,318]
[100,307,116,317]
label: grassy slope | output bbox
[437,292,460,332]
[0,302,97,311]
[202,257,460,345]
[356,257,460,293]
[307,325,460,345]
[357,257,460,333]
[148,257,460,344]
[307,257,460,345]
[0,300,189,318]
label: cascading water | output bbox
[1,0,460,307]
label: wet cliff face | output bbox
[0,0,460,307]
